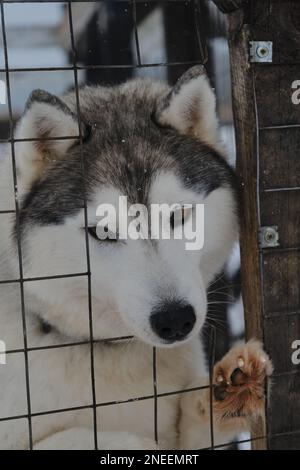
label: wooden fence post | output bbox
[227,0,300,449]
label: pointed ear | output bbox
[155,66,219,148]
[15,90,86,186]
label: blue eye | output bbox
[87,226,118,242]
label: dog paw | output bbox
[213,340,273,421]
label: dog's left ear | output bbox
[155,66,218,148]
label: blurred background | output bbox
[0,0,235,158]
[0,0,246,448]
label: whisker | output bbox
[207,273,226,288]
[205,319,227,334]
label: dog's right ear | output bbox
[15,89,85,187]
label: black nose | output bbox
[150,302,196,342]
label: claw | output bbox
[237,357,244,368]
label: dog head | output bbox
[10,66,238,347]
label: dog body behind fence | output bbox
[0,67,271,449]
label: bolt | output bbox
[265,231,274,242]
[256,45,269,58]
[263,227,278,246]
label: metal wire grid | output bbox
[0,0,282,451]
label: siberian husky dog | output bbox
[0,66,272,450]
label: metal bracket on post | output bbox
[259,226,279,248]
[250,41,273,63]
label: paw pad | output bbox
[212,340,273,420]
[230,367,248,386]
[214,383,228,402]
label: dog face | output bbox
[10,66,238,347]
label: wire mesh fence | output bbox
[0,0,291,451]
